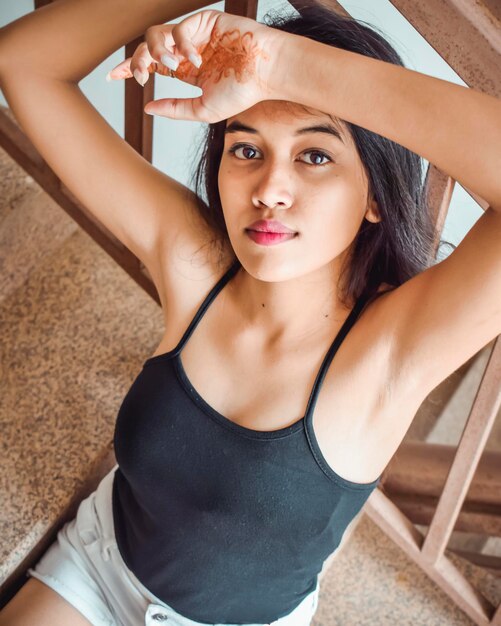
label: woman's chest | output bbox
[151,314,409,486]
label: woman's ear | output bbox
[364,195,381,224]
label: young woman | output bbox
[0,1,500,625]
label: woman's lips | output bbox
[245,230,298,246]
[246,219,296,234]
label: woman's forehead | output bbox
[228,100,344,128]
[226,100,350,136]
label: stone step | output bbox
[0,147,164,602]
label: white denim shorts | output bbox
[28,466,320,626]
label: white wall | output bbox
[0,0,483,255]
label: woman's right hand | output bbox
[105,9,284,123]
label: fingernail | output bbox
[133,69,147,86]
[189,52,202,68]
[105,71,112,82]
[161,54,179,71]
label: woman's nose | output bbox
[251,167,294,210]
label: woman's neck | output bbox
[227,259,353,351]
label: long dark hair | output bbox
[188,3,452,307]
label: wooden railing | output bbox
[0,0,499,623]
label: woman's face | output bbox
[218,100,380,282]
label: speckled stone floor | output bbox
[1,105,500,624]
[0,108,164,597]
[313,514,497,626]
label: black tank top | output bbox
[112,259,381,624]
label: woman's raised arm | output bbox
[0,1,224,318]
[0,0,210,83]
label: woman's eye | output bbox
[227,144,332,166]
[229,144,259,160]
[302,151,331,166]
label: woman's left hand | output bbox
[107,9,284,123]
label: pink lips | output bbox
[246,230,297,246]
[245,219,296,234]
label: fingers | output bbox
[106,22,203,85]
[106,27,178,85]
[171,11,219,68]
[106,58,134,82]
[145,24,180,73]
[130,41,154,86]
[144,97,206,123]
[106,41,156,85]
[150,20,203,70]
[139,21,203,80]
[106,57,174,83]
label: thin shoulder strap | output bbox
[173,259,241,355]
[304,293,371,423]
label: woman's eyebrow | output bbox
[224,120,345,144]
